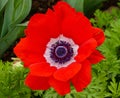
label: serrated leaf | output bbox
[65,94,73,98]
[0,61,31,97]
[118,82,120,96]
[108,78,118,95]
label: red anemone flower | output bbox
[14,1,105,95]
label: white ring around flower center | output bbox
[44,34,79,69]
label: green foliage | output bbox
[0,61,31,98]
[64,0,109,17]
[106,77,120,98]
[0,0,31,58]
[64,0,84,12]
[84,0,108,17]
[0,0,8,12]
[90,8,120,29]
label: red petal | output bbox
[29,62,57,77]
[49,77,70,96]
[61,12,93,45]
[53,2,93,45]
[88,50,105,64]
[54,62,81,82]
[14,38,46,67]
[26,12,60,43]
[53,1,76,20]
[72,60,91,92]
[92,27,105,46]
[75,38,97,63]
[25,73,50,90]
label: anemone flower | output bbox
[14,1,105,95]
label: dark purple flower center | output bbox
[55,46,68,58]
[50,40,74,64]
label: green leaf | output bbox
[108,78,117,94]
[0,61,31,98]
[17,21,29,27]
[118,82,120,96]
[0,11,4,34]
[0,25,26,58]
[0,0,31,58]
[64,0,109,17]
[10,0,31,30]
[64,0,84,12]
[1,0,14,38]
[108,77,120,97]
[65,94,73,98]
[0,0,8,12]
[1,0,31,37]
[84,0,108,17]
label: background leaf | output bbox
[64,0,110,17]
[0,61,31,98]
[0,0,8,12]
[0,0,31,58]
[0,25,26,58]
[84,0,108,17]
[1,0,14,38]
[0,11,3,34]
[64,0,84,12]
[1,0,31,38]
